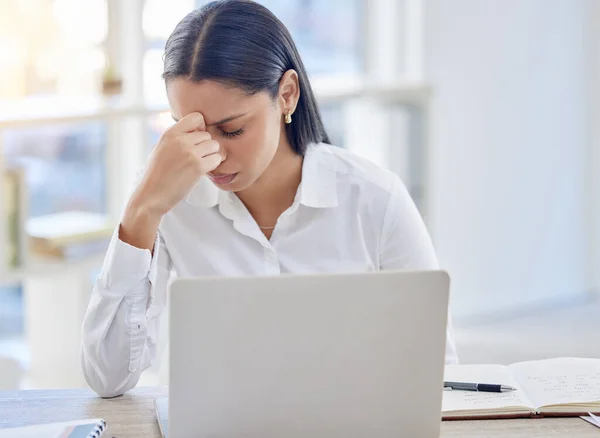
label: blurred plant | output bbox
[101,61,122,96]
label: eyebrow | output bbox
[171,112,248,126]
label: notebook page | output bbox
[509,358,600,409]
[442,364,534,414]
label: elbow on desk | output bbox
[82,362,138,399]
[80,347,140,399]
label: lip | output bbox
[207,172,238,185]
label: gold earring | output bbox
[284,111,292,124]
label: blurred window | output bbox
[0,0,107,102]
[0,0,108,219]
[3,122,107,218]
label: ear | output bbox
[278,69,300,116]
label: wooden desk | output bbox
[0,387,598,437]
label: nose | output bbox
[217,142,227,162]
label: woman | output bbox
[81,0,458,398]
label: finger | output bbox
[174,112,206,133]
[200,153,223,172]
[185,130,212,145]
[195,139,220,157]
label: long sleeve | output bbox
[80,225,172,398]
[379,175,459,365]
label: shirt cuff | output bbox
[99,226,160,294]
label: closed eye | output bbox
[220,127,244,138]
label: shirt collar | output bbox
[184,142,338,209]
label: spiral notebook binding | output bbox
[88,419,106,438]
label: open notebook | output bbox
[0,419,106,437]
[443,357,600,420]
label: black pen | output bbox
[444,381,517,393]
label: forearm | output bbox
[81,225,169,397]
[81,280,155,398]
[120,192,163,253]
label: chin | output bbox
[230,180,254,192]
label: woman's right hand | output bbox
[135,112,222,216]
[119,112,221,251]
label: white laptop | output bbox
[161,270,450,438]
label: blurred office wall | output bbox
[584,0,600,311]
[423,0,591,320]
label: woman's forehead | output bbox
[166,78,269,123]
